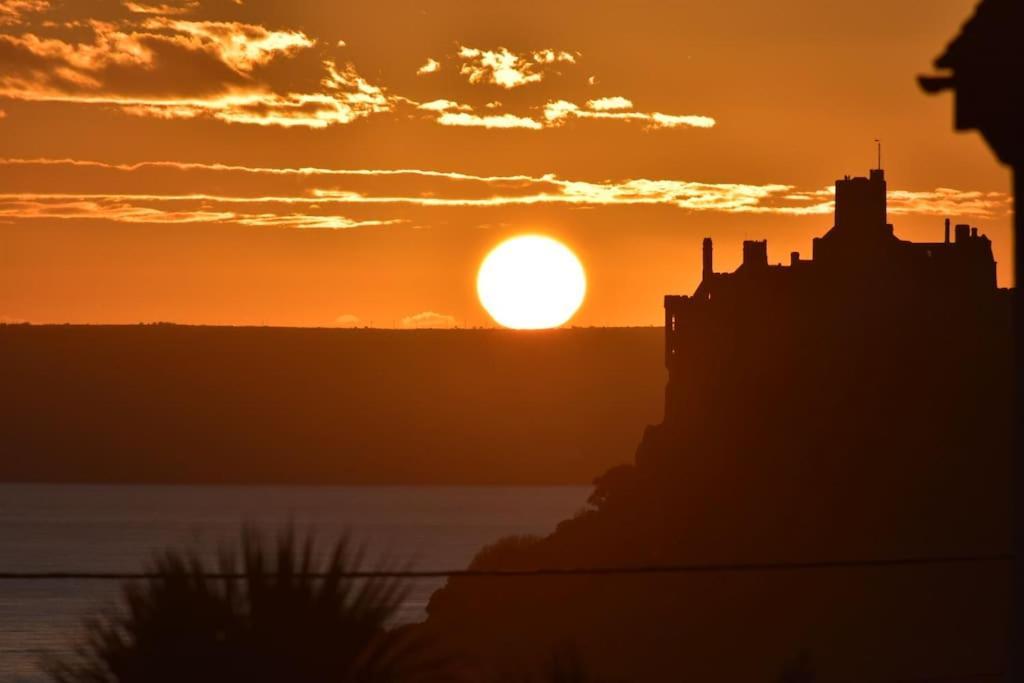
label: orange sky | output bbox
[0,0,1013,327]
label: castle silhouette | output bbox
[661,166,1003,419]
[425,166,1013,681]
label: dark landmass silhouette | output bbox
[0,326,662,485]
[421,168,1014,681]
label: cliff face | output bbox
[423,299,1012,681]
[423,173,1014,681]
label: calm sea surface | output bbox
[0,484,589,682]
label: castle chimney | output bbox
[945,218,951,244]
[702,237,713,280]
[971,227,978,238]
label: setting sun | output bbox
[477,235,587,329]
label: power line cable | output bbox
[0,553,1011,581]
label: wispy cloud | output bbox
[0,15,397,128]
[141,17,314,72]
[0,10,717,133]
[0,158,1010,221]
[0,193,405,229]
[122,1,199,16]
[416,57,439,75]
[415,48,714,131]
[887,188,1012,218]
[457,45,575,89]
[414,96,712,132]
[435,110,543,130]
[417,98,472,112]
[586,96,632,111]
[0,197,236,224]
[545,99,715,130]
[0,0,49,26]
[334,313,362,327]
[400,311,457,329]
[0,17,312,74]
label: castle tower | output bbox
[834,168,887,232]
[812,167,896,263]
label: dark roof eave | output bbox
[931,0,1023,69]
[919,75,956,94]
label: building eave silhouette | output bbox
[919,4,1023,680]
[919,0,1023,166]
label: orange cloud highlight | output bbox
[418,99,472,112]
[435,111,544,130]
[139,17,314,72]
[416,57,440,75]
[0,14,714,133]
[586,96,632,111]
[0,16,396,128]
[0,0,48,26]
[544,99,716,129]
[0,194,405,229]
[122,1,199,16]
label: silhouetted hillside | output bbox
[0,326,663,485]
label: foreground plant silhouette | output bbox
[46,528,449,683]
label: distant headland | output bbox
[0,325,664,486]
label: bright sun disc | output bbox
[477,235,586,329]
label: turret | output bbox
[702,237,714,280]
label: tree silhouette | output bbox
[45,528,452,683]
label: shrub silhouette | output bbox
[46,527,450,683]
[467,535,542,571]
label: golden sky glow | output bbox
[0,0,1013,327]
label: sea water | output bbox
[0,484,589,682]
